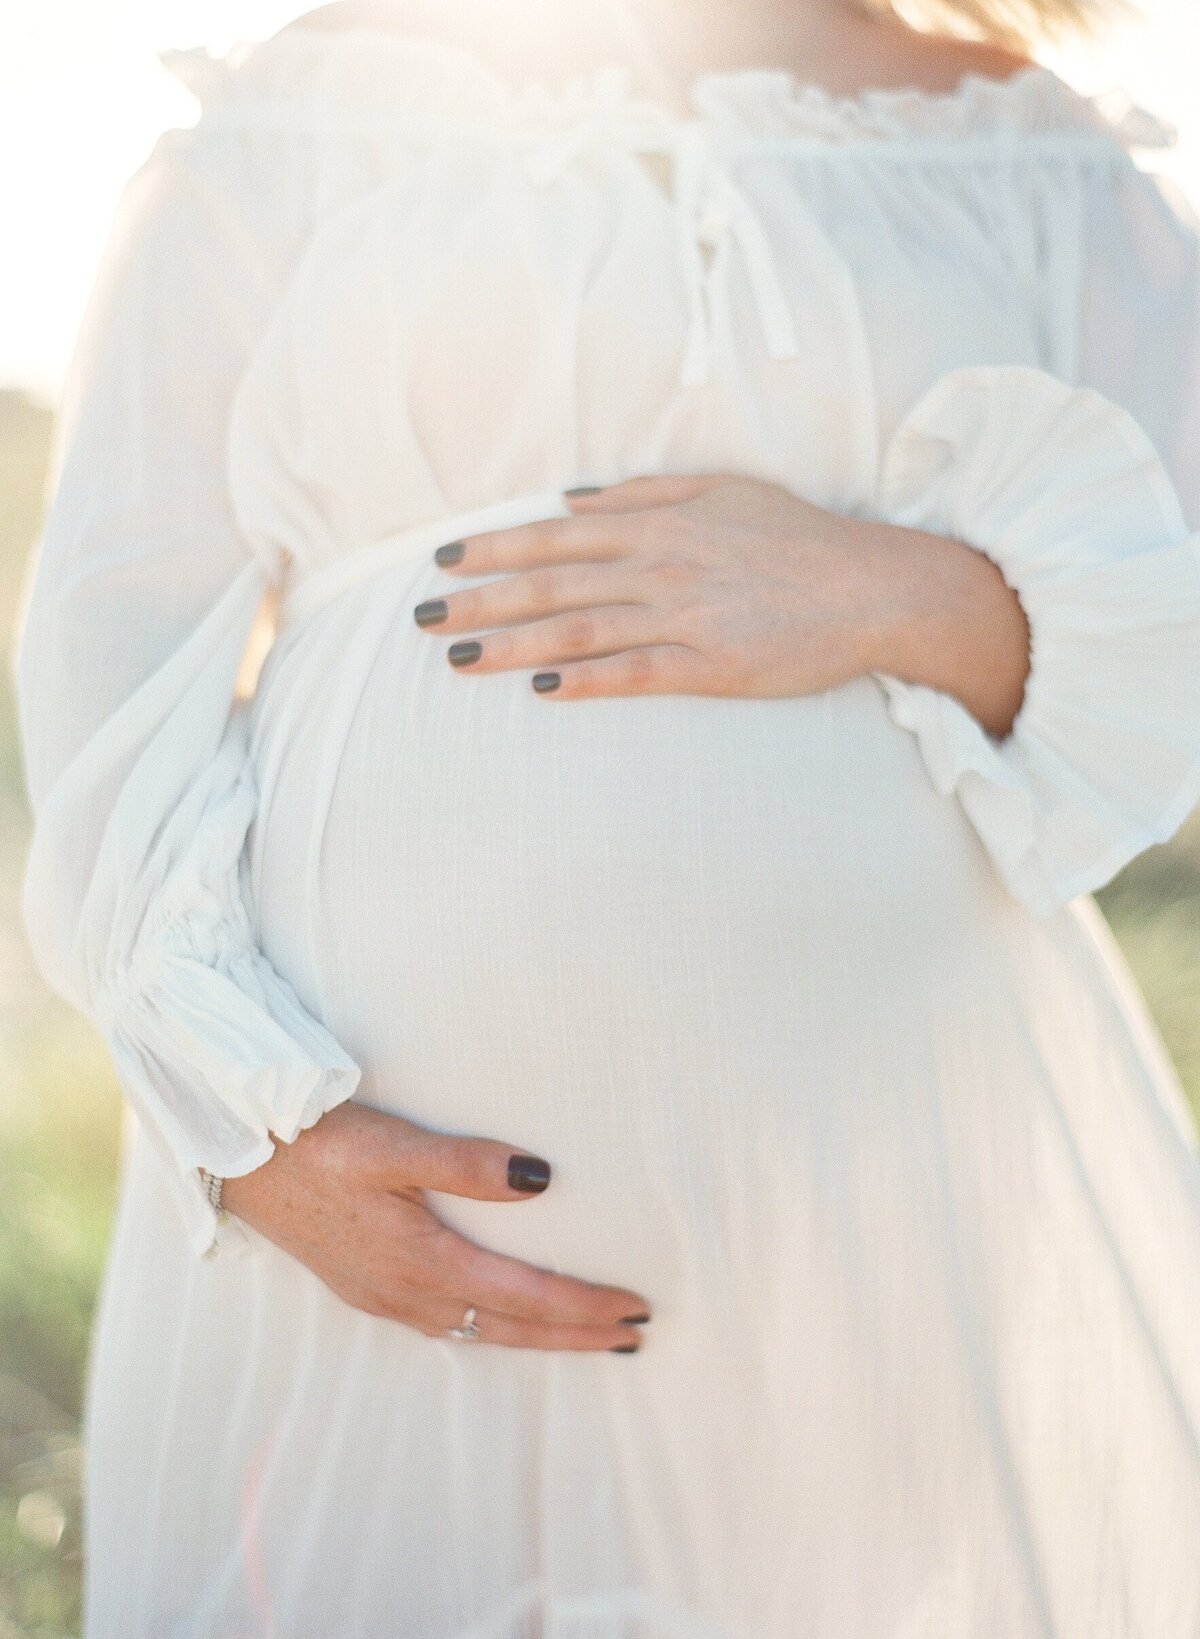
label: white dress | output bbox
[15,24,1200,1638]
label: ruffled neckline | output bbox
[160,26,1177,152]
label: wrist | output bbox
[857,518,1031,740]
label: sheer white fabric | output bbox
[875,366,1200,915]
[13,25,1200,1637]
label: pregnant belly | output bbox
[245,560,1008,1285]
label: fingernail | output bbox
[620,1313,651,1324]
[564,484,604,497]
[508,1154,551,1193]
[435,540,465,566]
[610,1342,640,1353]
[448,640,482,667]
[532,671,561,693]
[413,598,448,627]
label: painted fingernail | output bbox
[435,540,465,566]
[532,671,561,693]
[508,1154,551,1193]
[564,484,604,497]
[414,598,448,627]
[448,640,482,667]
[620,1313,651,1324]
[610,1342,640,1353]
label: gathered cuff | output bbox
[93,709,361,1258]
[106,948,360,1259]
[873,364,1200,919]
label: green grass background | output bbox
[3,387,1200,1635]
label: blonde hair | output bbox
[850,0,1135,49]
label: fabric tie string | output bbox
[520,79,800,388]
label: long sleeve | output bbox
[872,362,1200,920]
[864,147,1200,921]
[11,115,362,1260]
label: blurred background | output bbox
[1,2,1199,1632]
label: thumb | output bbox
[385,1121,552,1201]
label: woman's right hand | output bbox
[219,1101,652,1351]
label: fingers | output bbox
[232,1107,657,1353]
[380,1120,554,1202]
[287,1118,657,1350]
[527,645,720,699]
[420,1299,647,1353]
[438,479,725,573]
[563,474,729,512]
[414,561,648,635]
[443,512,636,575]
[376,1128,655,1327]
[340,1281,647,1351]
[429,1225,652,1330]
[441,607,691,676]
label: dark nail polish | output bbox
[620,1314,651,1324]
[532,671,561,693]
[564,484,604,497]
[435,540,465,566]
[610,1342,640,1353]
[508,1154,551,1193]
[448,640,482,667]
[413,598,448,627]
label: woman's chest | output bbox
[231,136,1052,558]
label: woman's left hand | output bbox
[412,472,1030,737]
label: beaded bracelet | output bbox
[198,1167,224,1214]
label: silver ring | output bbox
[446,1305,481,1342]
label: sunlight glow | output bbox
[2,0,1196,398]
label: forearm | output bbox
[853,517,1031,740]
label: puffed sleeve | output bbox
[869,152,1200,920]
[12,116,362,1260]
[872,363,1200,919]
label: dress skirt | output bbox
[77,525,1200,1639]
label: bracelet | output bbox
[198,1167,225,1214]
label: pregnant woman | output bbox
[15,0,1200,1630]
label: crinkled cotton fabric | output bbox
[14,24,1200,1637]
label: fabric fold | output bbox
[872,363,1200,918]
[99,715,361,1259]
[18,558,362,1261]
